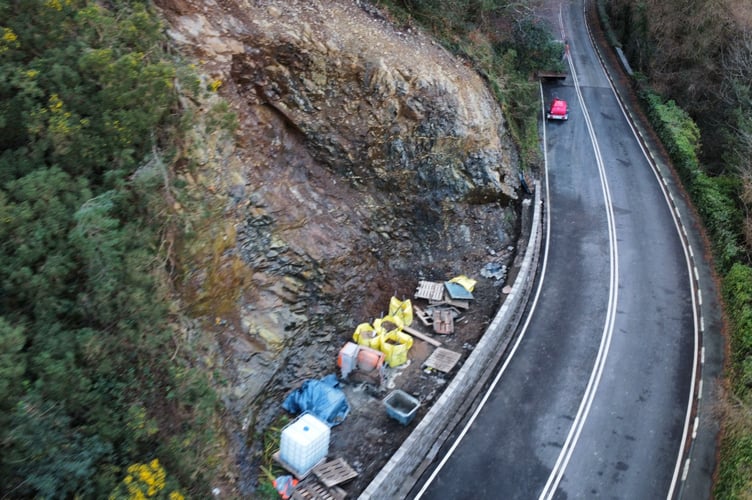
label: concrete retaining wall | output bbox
[360,180,544,499]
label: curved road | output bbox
[414,1,698,498]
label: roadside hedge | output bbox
[724,263,752,391]
[640,92,701,181]
[640,90,745,274]
[718,265,752,499]
[716,426,752,500]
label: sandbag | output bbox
[388,297,413,327]
[373,314,403,336]
[379,329,413,367]
[352,322,380,349]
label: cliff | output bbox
[154,0,522,493]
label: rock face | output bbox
[229,10,517,201]
[155,0,521,493]
[162,0,517,201]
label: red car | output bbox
[546,97,569,120]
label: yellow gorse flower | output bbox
[1,27,20,54]
[2,27,17,43]
[49,93,64,112]
[45,0,72,11]
[115,459,168,499]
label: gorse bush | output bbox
[0,0,218,497]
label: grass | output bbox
[255,414,291,498]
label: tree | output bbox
[2,394,113,498]
[0,1,218,496]
[0,317,25,416]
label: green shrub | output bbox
[715,403,752,499]
[691,173,745,272]
[641,91,701,181]
[0,1,219,496]
[716,263,752,498]
[596,0,621,49]
[723,264,752,388]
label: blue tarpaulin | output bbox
[282,374,350,426]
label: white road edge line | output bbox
[413,57,558,500]
[682,459,691,481]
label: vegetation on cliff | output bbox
[376,0,566,168]
[0,1,221,497]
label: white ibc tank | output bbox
[279,413,330,476]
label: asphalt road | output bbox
[413,1,699,498]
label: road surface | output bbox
[413,1,703,498]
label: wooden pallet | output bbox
[423,347,462,373]
[273,451,325,480]
[426,305,462,319]
[415,281,444,301]
[413,305,433,326]
[313,458,358,488]
[291,478,346,500]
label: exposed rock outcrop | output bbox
[154,0,522,493]
[161,0,518,200]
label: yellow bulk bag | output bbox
[353,323,380,349]
[449,275,477,292]
[388,297,413,327]
[379,329,414,367]
[373,315,404,336]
